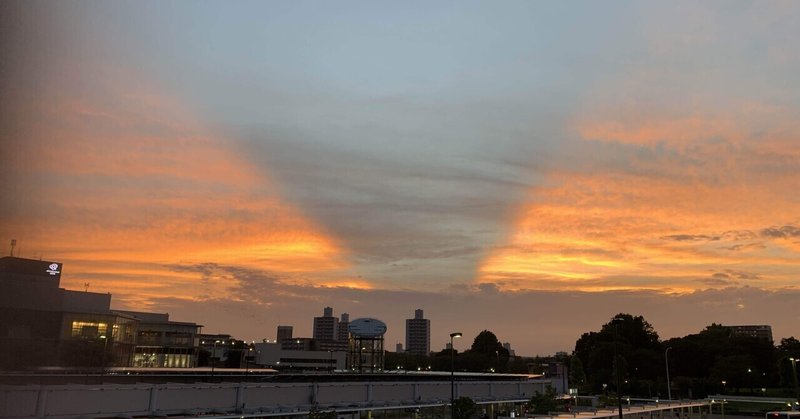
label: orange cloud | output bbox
[1,67,359,309]
[481,107,800,292]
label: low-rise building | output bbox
[0,256,137,369]
[726,324,773,342]
[116,311,202,368]
[253,341,346,372]
[0,256,202,369]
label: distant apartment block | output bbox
[405,309,430,356]
[277,325,293,342]
[726,324,773,342]
[337,313,350,342]
[503,342,516,357]
[313,306,339,341]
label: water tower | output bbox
[347,317,387,372]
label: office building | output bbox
[405,309,430,356]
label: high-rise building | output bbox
[405,308,430,356]
[277,325,293,342]
[337,313,350,342]
[313,306,338,341]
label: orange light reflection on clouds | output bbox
[2,70,359,309]
[480,107,800,293]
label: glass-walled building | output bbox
[116,311,201,368]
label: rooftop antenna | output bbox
[84,282,90,292]
[9,239,16,257]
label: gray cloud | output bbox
[662,226,796,245]
[714,270,760,281]
[661,234,721,242]
[702,277,734,287]
[761,225,800,239]
[724,242,765,252]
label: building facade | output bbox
[0,256,204,370]
[118,311,202,368]
[405,309,430,356]
[253,341,345,372]
[0,256,137,369]
[313,306,339,341]
[727,324,774,342]
[337,313,350,342]
[276,325,293,342]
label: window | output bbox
[71,321,108,338]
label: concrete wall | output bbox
[0,379,551,418]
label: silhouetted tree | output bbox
[471,330,501,354]
[570,356,587,391]
[453,396,477,419]
[526,387,559,414]
[466,330,510,372]
[574,313,661,396]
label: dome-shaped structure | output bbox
[347,318,387,338]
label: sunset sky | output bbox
[1,1,799,355]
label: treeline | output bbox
[571,313,800,398]
[385,330,537,373]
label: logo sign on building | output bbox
[46,263,61,276]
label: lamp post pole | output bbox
[665,347,672,400]
[99,334,109,378]
[790,358,799,404]
[612,317,624,419]
[211,340,220,377]
[450,332,462,419]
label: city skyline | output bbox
[2,1,800,355]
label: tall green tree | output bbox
[573,314,661,395]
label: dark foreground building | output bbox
[0,256,200,370]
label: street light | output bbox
[450,332,462,419]
[665,347,672,400]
